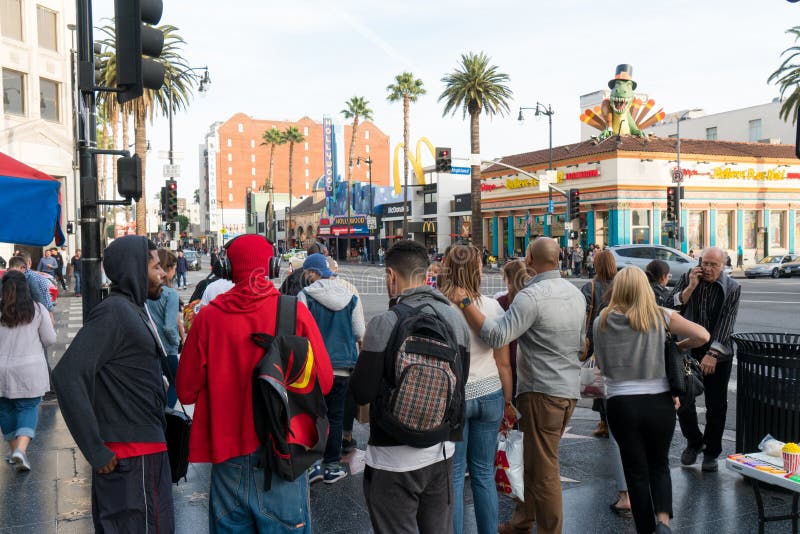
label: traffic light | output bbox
[114,0,166,104]
[159,186,167,221]
[117,154,142,201]
[435,147,452,173]
[166,179,178,220]
[666,186,681,221]
[568,189,580,220]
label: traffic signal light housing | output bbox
[117,155,142,201]
[568,189,580,220]
[159,186,167,221]
[114,0,166,104]
[666,186,681,221]
[435,147,452,173]
[166,179,178,220]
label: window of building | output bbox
[743,210,758,249]
[365,129,370,140]
[251,167,256,176]
[1,0,23,40]
[303,126,308,136]
[237,123,244,133]
[305,168,309,177]
[228,180,232,188]
[365,144,370,154]
[594,211,608,248]
[36,6,57,51]
[227,167,232,175]
[631,209,650,244]
[228,193,233,202]
[304,156,309,165]
[2,69,25,115]
[250,154,255,163]
[706,127,717,141]
[749,119,762,142]
[305,181,310,190]
[250,139,255,148]
[227,153,232,162]
[795,211,800,253]
[304,142,308,151]
[39,78,58,121]
[770,210,785,249]
[251,180,256,190]
[226,138,231,147]
[716,211,733,250]
[687,211,705,251]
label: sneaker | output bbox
[701,454,719,472]
[323,463,348,484]
[341,437,357,455]
[680,443,705,466]
[593,420,609,438]
[655,521,672,533]
[308,463,323,484]
[10,450,30,472]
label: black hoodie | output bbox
[52,236,167,469]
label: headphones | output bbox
[218,234,281,280]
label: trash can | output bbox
[734,333,800,452]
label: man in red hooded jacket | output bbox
[177,234,332,533]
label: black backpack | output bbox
[251,296,329,490]
[373,302,464,448]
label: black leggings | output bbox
[607,392,675,534]
[343,385,356,433]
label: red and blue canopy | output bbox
[0,152,66,246]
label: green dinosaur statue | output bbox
[597,79,646,140]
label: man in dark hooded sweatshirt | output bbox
[52,236,173,533]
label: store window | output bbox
[706,127,717,141]
[39,78,58,121]
[716,211,733,250]
[2,69,25,115]
[749,119,762,142]
[743,210,758,249]
[631,209,650,244]
[770,211,785,249]
[487,219,495,253]
[1,0,23,40]
[36,6,57,51]
[594,211,608,248]
[687,211,705,251]
[796,211,800,253]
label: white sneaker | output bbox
[10,450,30,472]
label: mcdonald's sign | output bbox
[422,221,436,233]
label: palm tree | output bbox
[341,96,373,184]
[769,26,800,122]
[283,126,305,247]
[439,52,512,249]
[261,127,286,195]
[387,72,426,237]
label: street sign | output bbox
[366,216,377,230]
[163,164,181,178]
[538,174,551,192]
[450,166,471,175]
[548,199,554,213]
[672,169,684,183]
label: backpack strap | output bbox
[276,295,297,337]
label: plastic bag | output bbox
[495,439,512,495]
[503,430,525,502]
[580,358,605,399]
[758,434,785,457]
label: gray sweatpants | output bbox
[363,458,454,534]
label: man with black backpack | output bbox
[177,234,333,533]
[350,239,470,534]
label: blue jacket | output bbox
[145,286,181,355]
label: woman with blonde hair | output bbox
[594,267,709,534]
[440,245,514,534]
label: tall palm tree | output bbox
[439,52,512,249]
[341,96,373,184]
[387,72,426,237]
[261,127,286,195]
[769,26,800,122]
[283,126,305,247]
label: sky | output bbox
[92,0,800,203]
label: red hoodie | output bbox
[176,280,332,464]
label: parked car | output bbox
[781,258,800,278]
[0,269,59,304]
[607,244,697,285]
[745,254,799,279]
[182,250,202,271]
[282,248,306,261]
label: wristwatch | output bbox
[459,297,472,310]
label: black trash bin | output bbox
[734,333,800,452]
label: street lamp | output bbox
[519,102,555,236]
[355,156,374,263]
[674,108,701,250]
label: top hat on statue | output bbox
[608,64,637,90]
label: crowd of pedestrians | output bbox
[0,235,744,534]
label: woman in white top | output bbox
[0,271,57,472]
[593,267,709,534]
[441,245,514,534]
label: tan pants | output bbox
[508,392,576,534]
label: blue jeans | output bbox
[210,450,311,533]
[73,271,81,294]
[0,397,41,441]
[176,272,187,287]
[453,388,504,534]
[323,376,348,466]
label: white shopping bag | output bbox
[505,429,525,502]
[580,357,605,399]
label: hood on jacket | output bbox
[303,278,356,311]
[209,278,281,314]
[103,235,152,306]
[395,284,451,309]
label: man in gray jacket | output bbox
[450,237,586,534]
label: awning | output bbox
[0,152,65,246]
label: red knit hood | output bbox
[209,277,280,314]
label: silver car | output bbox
[745,254,799,279]
[607,244,697,285]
